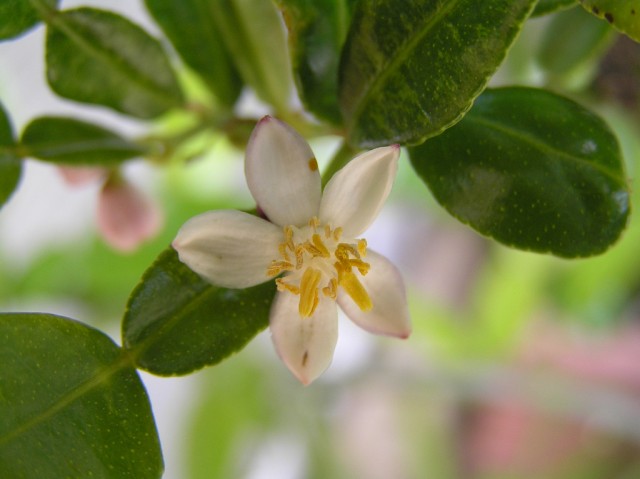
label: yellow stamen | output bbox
[311,233,330,257]
[338,270,372,312]
[324,224,331,239]
[267,260,294,276]
[309,216,320,230]
[276,278,300,294]
[349,258,370,276]
[299,267,322,317]
[357,239,367,257]
[278,243,290,262]
[333,227,343,241]
[322,278,338,299]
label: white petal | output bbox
[172,210,281,289]
[319,145,399,238]
[338,251,411,339]
[270,291,338,385]
[245,116,322,227]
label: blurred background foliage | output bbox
[2,1,640,478]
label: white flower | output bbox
[172,116,411,385]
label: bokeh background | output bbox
[2,2,640,478]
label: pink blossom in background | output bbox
[57,166,106,186]
[97,178,163,252]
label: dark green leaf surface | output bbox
[276,0,355,124]
[46,7,184,119]
[409,87,630,257]
[0,102,22,209]
[144,0,242,107]
[537,5,614,76]
[209,0,293,113]
[21,116,148,165]
[532,0,577,16]
[0,0,58,41]
[580,0,640,42]
[0,313,163,479]
[123,247,276,376]
[339,0,536,148]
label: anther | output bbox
[357,239,367,257]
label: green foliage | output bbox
[45,7,184,118]
[0,0,58,40]
[207,0,293,113]
[339,0,536,147]
[277,0,355,124]
[0,102,22,209]
[21,116,148,165]
[122,247,276,376]
[532,0,577,16]
[144,0,243,108]
[0,313,163,479]
[580,0,640,42]
[409,87,629,257]
[537,5,614,78]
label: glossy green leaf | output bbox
[21,116,148,165]
[0,313,163,479]
[580,0,640,42]
[409,87,630,257]
[0,102,22,209]
[276,0,355,124]
[339,0,536,148]
[45,7,184,119]
[537,5,614,76]
[209,0,293,113]
[0,0,58,40]
[144,0,242,107]
[123,246,276,376]
[532,0,576,16]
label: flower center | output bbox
[267,216,372,318]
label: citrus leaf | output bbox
[21,116,148,165]
[276,0,355,124]
[0,0,58,41]
[144,0,242,107]
[123,246,276,376]
[580,0,640,42]
[208,0,293,113]
[0,102,22,209]
[339,0,536,148]
[532,0,576,16]
[0,313,163,479]
[409,87,630,257]
[45,7,184,118]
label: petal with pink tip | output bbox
[172,210,281,289]
[270,291,338,385]
[320,145,399,238]
[245,116,322,227]
[97,180,163,252]
[338,251,411,339]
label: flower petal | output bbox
[172,210,281,289]
[245,116,322,227]
[338,251,411,339]
[270,291,338,385]
[320,145,399,238]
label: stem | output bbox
[321,141,359,187]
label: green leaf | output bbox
[45,7,184,119]
[276,0,355,124]
[122,246,276,376]
[537,5,614,77]
[144,0,242,108]
[0,102,22,209]
[339,0,536,148]
[0,313,163,478]
[21,116,148,165]
[209,0,293,113]
[580,0,640,42]
[409,87,630,257]
[0,0,58,41]
[532,0,576,16]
